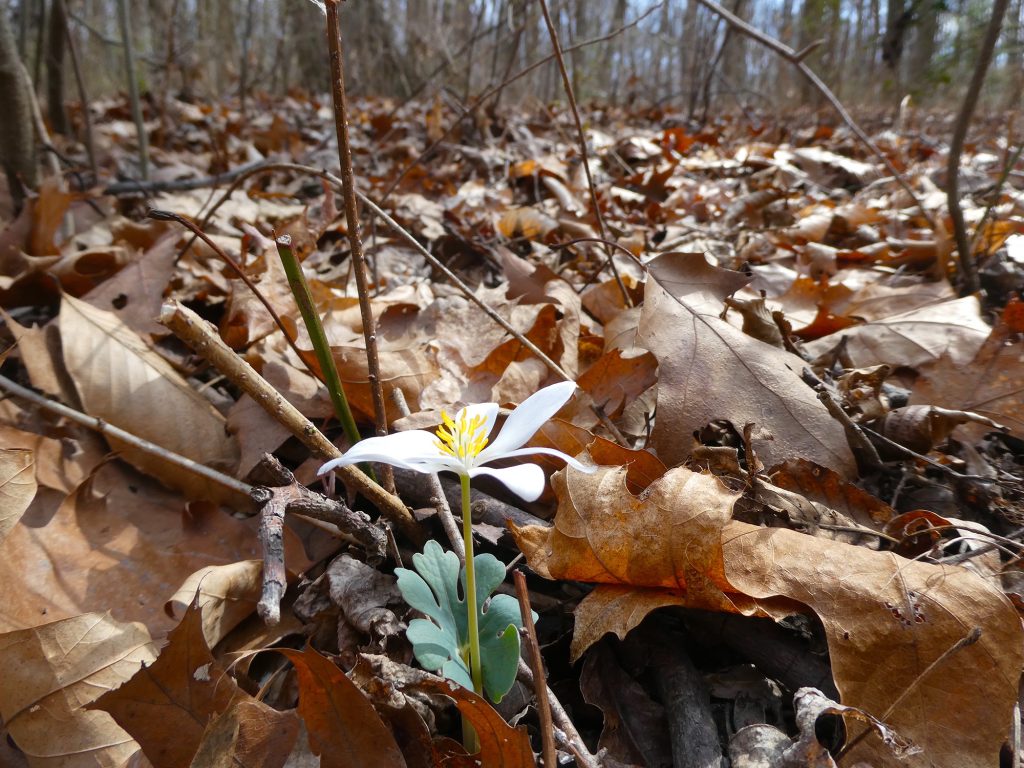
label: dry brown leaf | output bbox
[803,295,990,369]
[189,698,300,768]
[870,404,1005,454]
[639,253,855,474]
[29,179,73,257]
[577,347,658,418]
[911,309,1024,439]
[275,647,408,768]
[165,560,266,650]
[0,423,105,494]
[1,310,67,398]
[770,458,893,532]
[400,676,535,768]
[59,293,241,501]
[0,612,157,767]
[513,465,1023,766]
[722,524,1021,768]
[0,464,259,634]
[91,602,245,768]
[0,448,36,542]
[81,232,179,337]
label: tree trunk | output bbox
[46,0,68,133]
[0,3,38,209]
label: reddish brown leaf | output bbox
[89,603,243,768]
[275,647,407,768]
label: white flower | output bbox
[317,381,595,501]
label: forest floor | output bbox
[0,93,1023,768]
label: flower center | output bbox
[435,409,489,465]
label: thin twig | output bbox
[517,659,601,768]
[380,1,665,203]
[513,570,556,768]
[158,300,421,542]
[59,0,97,180]
[148,209,323,385]
[837,627,982,759]
[815,385,883,472]
[536,0,630,308]
[323,1,394,495]
[0,372,252,496]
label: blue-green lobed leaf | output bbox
[395,540,538,702]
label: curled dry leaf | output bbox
[868,404,1005,455]
[639,252,856,475]
[0,612,157,767]
[0,448,36,542]
[165,560,267,650]
[513,465,1024,766]
[58,294,241,502]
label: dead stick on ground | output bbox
[537,0,630,308]
[158,300,421,543]
[694,0,935,233]
[323,0,394,495]
[513,570,556,768]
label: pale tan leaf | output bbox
[0,465,259,634]
[804,296,990,369]
[58,293,240,500]
[165,560,265,650]
[0,448,36,542]
[0,612,157,767]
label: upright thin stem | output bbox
[275,235,362,451]
[461,473,484,695]
[323,0,393,494]
[116,0,148,179]
[946,0,1010,295]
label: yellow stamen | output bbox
[434,408,489,464]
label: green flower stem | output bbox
[461,473,484,695]
[276,235,373,477]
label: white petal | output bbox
[477,381,578,461]
[317,430,451,475]
[488,446,597,473]
[470,463,546,502]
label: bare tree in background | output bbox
[0,2,37,209]
[46,0,68,134]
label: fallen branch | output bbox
[158,299,421,544]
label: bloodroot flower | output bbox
[317,380,595,499]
